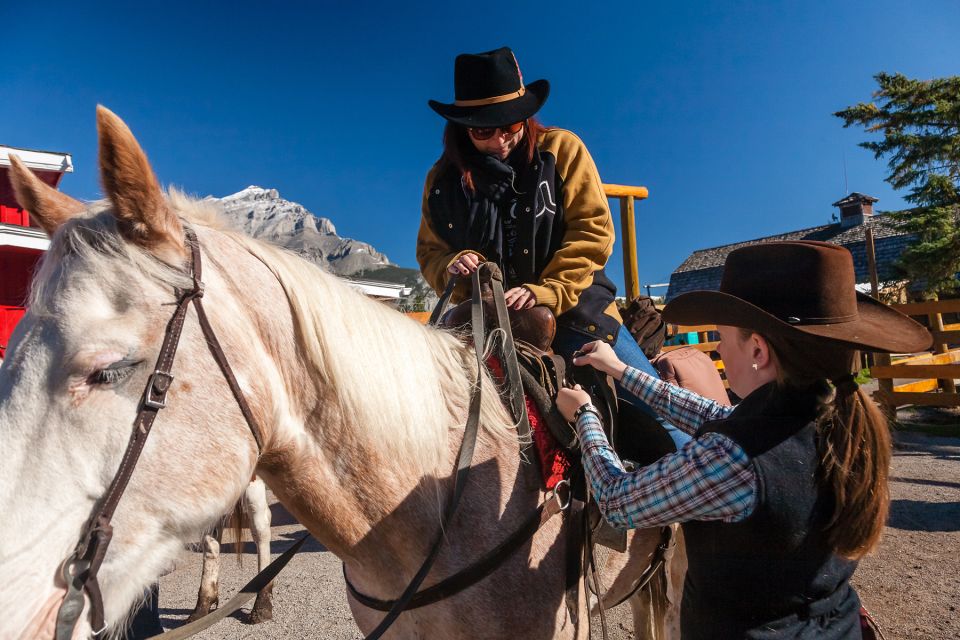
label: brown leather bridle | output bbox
[54,227,265,640]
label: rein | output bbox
[54,227,266,640]
[345,263,539,640]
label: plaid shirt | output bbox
[577,366,756,530]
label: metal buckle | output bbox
[144,370,174,409]
[551,478,572,511]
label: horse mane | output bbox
[29,189,516,473]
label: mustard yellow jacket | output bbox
[417,128,623,342]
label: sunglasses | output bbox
[467,122,524,141]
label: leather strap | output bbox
[357,265,489,640]
[147,532,310,640]
[427,275,459,326]
[345,492,566,611]
[486,271,531,444]
[585,486,610,640]
[564,468,586,626]
[55,227,266,640]
[596,525,673,610]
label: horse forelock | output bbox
[27,189,225,315]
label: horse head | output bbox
[0,107,266,639]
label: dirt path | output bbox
[155,430,960,639]
[852,431,960,640]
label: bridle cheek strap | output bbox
[54,226,265,639]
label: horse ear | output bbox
[7,154,85,236]
[96,105,184,256]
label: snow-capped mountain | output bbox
[213,186,391,276]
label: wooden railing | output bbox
[872,298,960,413]
[663,301,960,408]
[603,183,649,301]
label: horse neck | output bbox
[221,232,497,558]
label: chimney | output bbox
[831,192,878,228]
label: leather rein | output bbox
[54,227,266,640]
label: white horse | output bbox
[0,106,679,639]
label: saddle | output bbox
[431,266,675,636]
[437,270,674,478]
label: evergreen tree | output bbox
[835,72,960,296]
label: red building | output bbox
[0,146,73,358]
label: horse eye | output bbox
[90,360,142,385]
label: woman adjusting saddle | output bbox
[558,241,932,639]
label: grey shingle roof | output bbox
[666,214,916,301]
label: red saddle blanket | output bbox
[487,357,571,489]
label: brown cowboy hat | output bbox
[662,241,932,354]
[428,47,549,128]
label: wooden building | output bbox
[0,146,73,358]
[666,193,916,301]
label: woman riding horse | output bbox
[417,46,688,447]
[558,241,931,639]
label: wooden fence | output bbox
[872,298,960,413]
[665,298,960,412]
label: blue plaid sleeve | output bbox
[576,411,756,530]
[621,366,734,435]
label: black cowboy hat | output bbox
[662,241,932,354]
[429,47,550,128]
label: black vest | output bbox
[426,148,620,343]
[681,384,862,639]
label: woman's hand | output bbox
[447,252,482,276]
[557,384,593,422]
[504,286,537,310]
[572,340,628,381]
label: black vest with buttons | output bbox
[426,147,620,343]
[682,383,862,640]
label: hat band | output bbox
[454,86,526,107]
[782,311,859,325]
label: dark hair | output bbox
[439,117,549,192]
[742,329,891,559]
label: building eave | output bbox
[0,224,50,251]
[0,146,74,173]
[345,279,412,299]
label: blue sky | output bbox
[3,1,959,292]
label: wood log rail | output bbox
[872,298,960,413]
[603,183,649,302]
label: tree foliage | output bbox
[835,72,960,296]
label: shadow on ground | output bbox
[886,499,960,532]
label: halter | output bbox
[54,226,265,639]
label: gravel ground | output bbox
[155,507,636,639]
[155,426,960,639]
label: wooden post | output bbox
[865,227,880,298]
[865,227,879,369]
[929,308,957,393]
[603,183,649,302]
[874,351,896,417]
[619,195,640,301]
